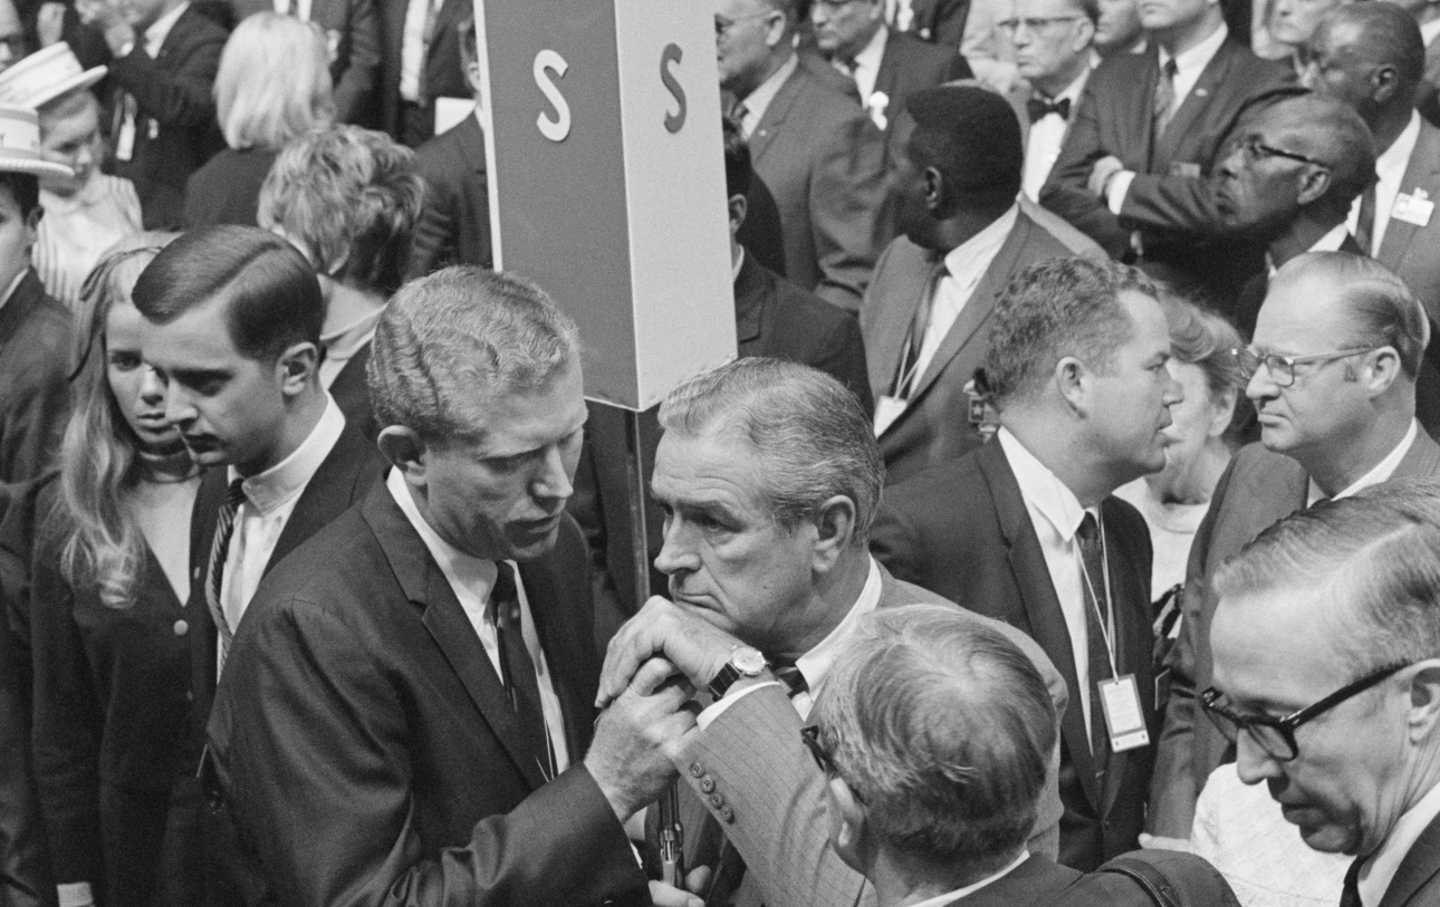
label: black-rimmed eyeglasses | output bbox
[995,15,1085,34]
[1230,346,1374,388]
[1201,662,1409,762]
[1230,135,1331,169]
[801,724,866,802]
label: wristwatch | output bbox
[707,645,768,700]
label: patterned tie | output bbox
[1153,58,1179,135]
[491,562,556,780]
[1338,856,1363,907]
[205,479,246,673]
[1077,512,1114,773]
[894,259,949,398]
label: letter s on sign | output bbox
[534,49,571,142]
[660,43,686,134]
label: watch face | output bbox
[733,647,768,674]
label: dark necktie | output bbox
[1338,855,1363,907]
[1027,96,1072,123]
[893,259,948,398]
[774,663,809,698]
[491,562,556,780]
[1153,58,1179,135]
[1077,512,1114,773]
[205,478,246,672]
[1355,183,1377,255]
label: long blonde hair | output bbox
[56,236,175,608]
[215,12,335,151]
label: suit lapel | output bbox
[979,443,1102,808]
[263,423,369,576]
[1153,41,1235,168]
[874,34,901,101]
[1377,123,1440,271]
[1378,810,1440,907]
[747,65,804,163]
[364,490,551,791]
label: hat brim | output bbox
[0,155,74,179]
[25,66,107,110]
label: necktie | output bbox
[774,664,808,697]
[1077,512,1114,772]
[1153,58,1179,135]
[206,479,247,672]
[491,562,556,780]
[1338,856,1363,907]
[1026,96,1072,123]
[893,259,948,398]
[1355,183,1377,255]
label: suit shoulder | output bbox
[885,452,986,503]
[175,5,230,44]
[1087,52,1152,89]
[1015,211,1081,262]
[788,66,872,122]
[1227,441,1301,482]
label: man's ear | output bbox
[1054,355,1088,414]
[728,192,749,236]
[377,426,428,480]
[811,495,858,574]
[1405,659,1440,745]
[827,774,871,871]
[275,342,320,396]
[1371,62,1401,106]
[1359,345,1402,398]
[1294,165,1331,207]
[922,165,946,214]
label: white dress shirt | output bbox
[1307,419,1419,505]
[400,0,440,102]
[385,468,570,773]
[841,23,890,108]
[997,427,1104,740]
[906,852,1031,906]
[1358,780,1440,906]
[143,2,188,56]
[1348,111,1421,256]
[737,54,799,138]
[1022,70,1088,201]
[218,396,345,643]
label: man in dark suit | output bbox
[382,0,467,146]
[1004,0,1097,201]
[1148,251,1440,843]
[409,14,489,277]
[870,257,1182,869]
[808,0,971,132]
[595,357,1068,906]
[899,0,970,43]
[228,0,381,125]
[80,0,227,228]
[862,85,1090,486]
[207,267,681,906]
[1205,488,1440,907]
[718,0,889,311]
[1040,0,1295,302]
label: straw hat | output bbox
[0,44,107,110]
[0,106,74,178]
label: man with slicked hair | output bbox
[206,266,687,906]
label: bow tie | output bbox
[1026,96,1071,123]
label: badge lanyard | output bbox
[1075,513,1150,752]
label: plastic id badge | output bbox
[1099,675,1150,752]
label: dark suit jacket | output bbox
[28,474,218,906]
[1147,433,1440,838]
[1376,809,1440,907]
[871,440,1157,870]
[0,271,70,484]
[409,113,491,277]
[182,147,277,228]
[230,0,381,124]
[105,4,228,229]
[1041,40,1296,301]
[206,487,650,906]
[745,57,889,311]
[380,0,468,142]
[909,0,970,44]
[873,30,972,124]
[326,344,377,442]
[860,213,1079,486]
[949,855,1083,906]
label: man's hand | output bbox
[584,656,696,822]
[596,596,741,709]
[1087,155,1125,198]
[36,3,65,47]
[649,866,713,907]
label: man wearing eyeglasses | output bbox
[1206,491,1440,907]
[1149,250,1440,845]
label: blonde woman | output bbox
[182,12,334,227]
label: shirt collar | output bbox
[793,556,883,694]
[996,426,1092,542]
[1307,419,1420,505]
[229,394,345,513]
[386,466,503,609]
[906,852,1031,907]
[1266,222,1351,276]
[1422,17,1440,46]
[320,306,384,363]
[145,2,189,56]
[1358,779,1440,907]
[1036,67,1089,103]
[740,53,798,125]
[942,204,1018,275]
[1379,111,1422,174]
[0,269,27,316]
[852,22,888,72]
[1159,21,1227,79]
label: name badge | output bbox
[1099,675,1150,752]
[1168,161,1201,179]
[115,115,136,162]
[1392,190,1434,228]
[874,395,906,437]
[146,119,159,141]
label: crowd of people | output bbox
[1,0,1440,905]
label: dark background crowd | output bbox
[1,0,1440,904]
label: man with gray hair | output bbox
[812,604,1079,906]
[1206,490,1440,906]
[1150,251,1440,843]
[207,266,687,906]
[596,356,1068,906]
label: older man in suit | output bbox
[863,85,1094,486]
[1003,0,1097,200]
[1040,0,1295,302]
[1206,488,1440,907]
[207,267,687,906]
[596,357,1069,907]
[1149,252,1440,844]
[228,0,381,125]
[718,0,889,311]
[870,257,1182,870]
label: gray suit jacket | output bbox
[675,563,1069,907]
[1148,432,1440,838]
[1376,120,1440,328]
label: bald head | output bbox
[1307,2,1424,118]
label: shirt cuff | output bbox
[1107,170,1137,215]
[697,680,782,729]
[57,882,94,907]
